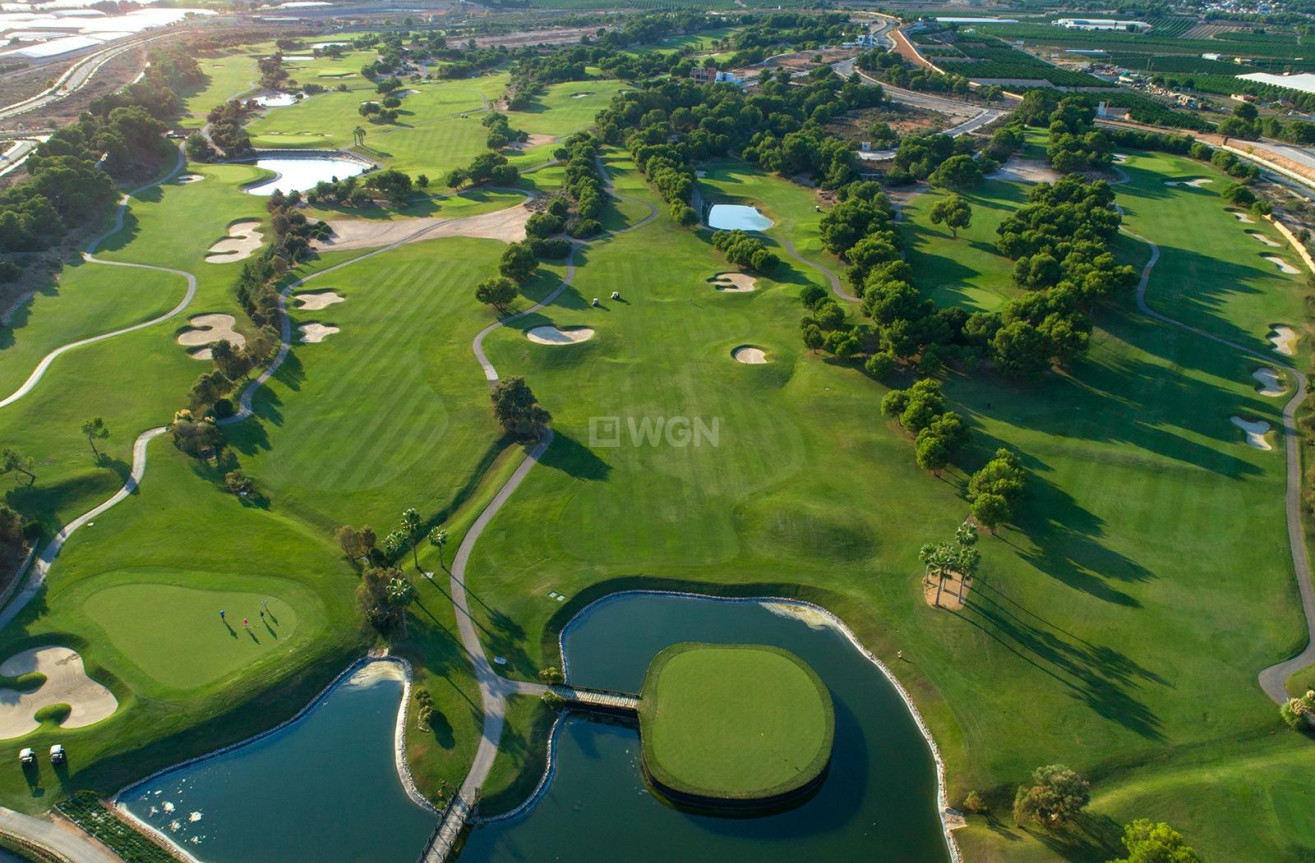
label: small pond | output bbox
[458,593,950,863]
[244,157,367,196]
[707,204,773,232]
[119,662,433,863]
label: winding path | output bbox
[0,151,196,409]
[1124,228,1314,702]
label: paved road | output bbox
[0,137,46,180]
[1125,228,1314,703]
[0,806,122,863]
[0,33,166,124]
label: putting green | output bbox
[639,643,833,803]
[82,582,302,690]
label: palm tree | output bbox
[387,575,416,636]
[953,522,980,604]
[919,542,951,608]
[401,508,422,570]
[428,527,449,571]
[81,417,109,459]
[352,125,366,147]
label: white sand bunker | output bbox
[508,134,556,151]
[1164,178,1211,188]
[294,290,345,311]
[1229,210,1256,224]
[526,325,594,345]
[313,205,532,251]
[709,272,756,292]
[1231,415,1273,450]
[1112,153,1129,163]
[1247,231,1282,247]
[0,647,117,739]
[299,322,340,343]
[1269,325,1298,356]
[570,92,594,99]
[1254,367,1285,397]
[991,158,1060,184]
[1264,255,1301,274]
[732,345,768,364]
[176,174,205,184]
[177,314,246,360]
[204,220,263,265]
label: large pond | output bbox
[244,157,367,196]
[459,593,951,863]
[707,204,774,232]
[119,662,434,863]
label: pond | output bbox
[118,662,434,863]
[459,593,952,863]
[707,204,773,232]
[244,157,368,196]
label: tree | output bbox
[0,447,35,484]
[490,377,551,439]
[352,125,366,147]
[971,493,1012,533]
[386,574,416,635]
[475,276,519,312]
[400,508,422,570]
[927,154,982,192]
[962,790,984,814]
[428,527,449,571]
[336,525,370,564]
[802,324,825,353]
[1110,820,1202,863]
[928,195,972,239]
[498,242,538,283]
[225,470,254,495]
[80,417,109,458]
[1013,764,1090,828]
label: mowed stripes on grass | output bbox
[230,237,513,525]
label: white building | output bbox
[1053,18,1151,31]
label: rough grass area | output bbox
[639,643,832,800]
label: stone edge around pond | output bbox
[110,654,437,863]
[480,590,963,863]
[636,642,834,807]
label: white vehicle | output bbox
[18,748,33,766]
[49,745,64,765]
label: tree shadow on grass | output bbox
[539,431,611,481]
[953,578,1166,741]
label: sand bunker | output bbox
[510,133,556,151]
[294,290,345,311]
[204,220,263,265]
[312,205,532,252]
[1112,153,1128,163]
[732,345,768,364]
[176,174,205,184]
[924,570,971,611]
[1247,231,1282,247]
[1269,325,1298,356]
[1164,178,1211,188]
[709,272,757,292]
[1231,415,1273,450]
[0,647,117,739]
[177,314,246,360]
[298,323,339,343]
[570,92,594,99]
[991,158,1060,184]
[526,325,594,345]
[1264,255,1301,274]
[1229,210,1256,224]
[1254,367,1285,397]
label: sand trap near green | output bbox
[82,583,301,690]
[639,643,833,804]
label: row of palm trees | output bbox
[919,522,980,607]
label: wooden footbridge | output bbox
[416,685,640,863]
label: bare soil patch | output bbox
[923,570,972,610]
[311,205,531,252]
